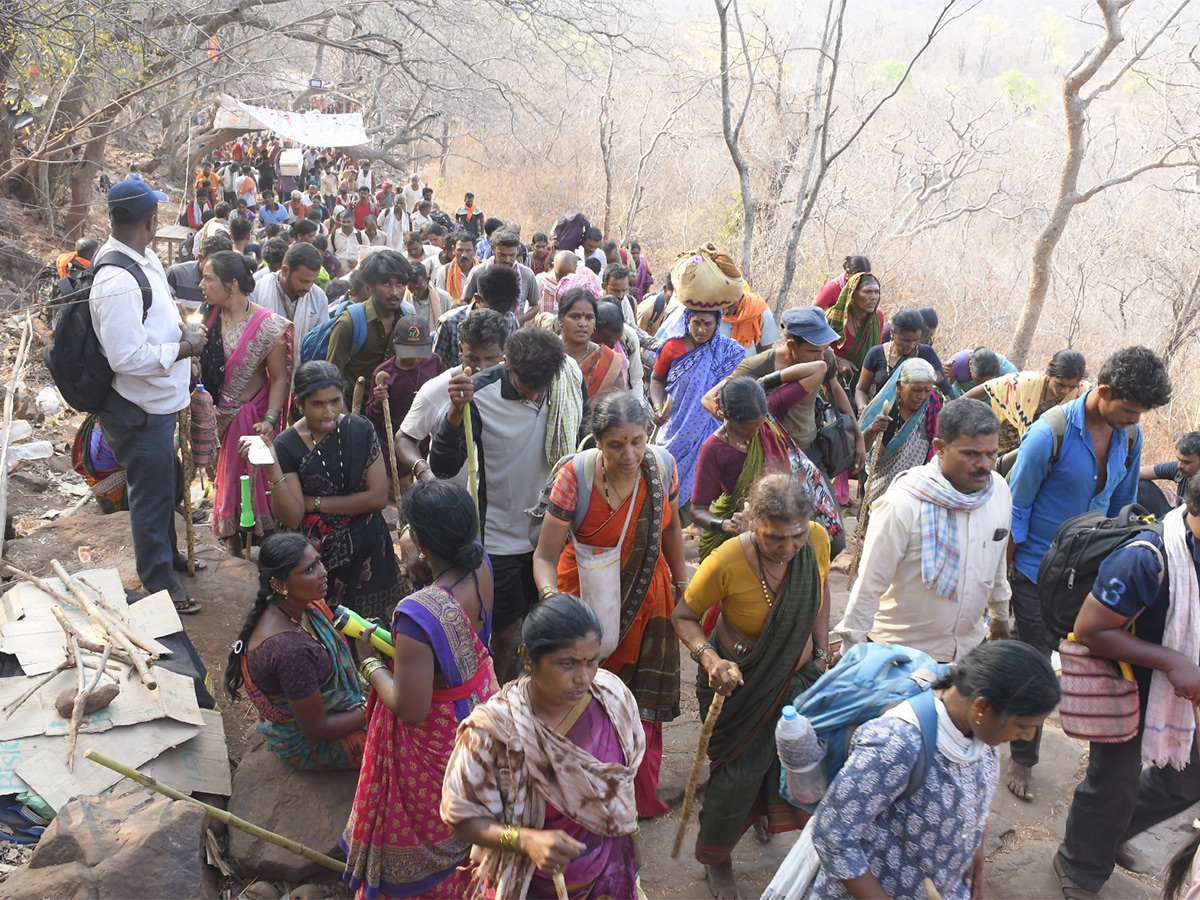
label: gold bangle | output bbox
[500,824,520,852]
[359,658,385,680]
[538,585,557,601]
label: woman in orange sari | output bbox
[532,391,688,818]
[558,286,624,402]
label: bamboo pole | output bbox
[84,750,345,873]
[553,871,568,900]
[376,371,402,515]
[177,407,196,575]
[847,400,892,586]
[649,394,673,444]
[671,691,726,858]
[49,605,135,666]
[0,318,33,567]
[3,657,73,719]
[351,376,366,415]
[464,399,479,529]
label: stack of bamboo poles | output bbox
[1,559,163,770]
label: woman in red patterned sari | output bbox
[343,480,499,898]
[198,250,292,554]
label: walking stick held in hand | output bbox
[352,376,367,415]
[672,690,726,858]
[375,371,403,513]
[649,394,673,444]
[177,408,196,575]
[460,366,480,530]
[847,399,891,585]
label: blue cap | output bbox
[107,179,168,220]
[780,305,839,346]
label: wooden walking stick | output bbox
[84,750,345,873]
[177,408,196,575]
[672,691,726,858]
[351,376,367,415]
[375,371,402,510]
[553,871,569,900]
[846,399,891,585]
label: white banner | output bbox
[214,95,369,148]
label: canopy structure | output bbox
[213,94,368,148]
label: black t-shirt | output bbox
[861,343,948,393]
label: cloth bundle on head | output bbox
[555,271,602,304]
[670,243,743,311]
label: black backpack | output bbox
[1038,504,1162,642]
[42,250,152,413]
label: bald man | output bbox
[523,249,579,324]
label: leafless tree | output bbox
[1006,0,1200,367]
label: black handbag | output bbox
[813,394,858,478]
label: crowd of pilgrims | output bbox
[66,135,1200,899]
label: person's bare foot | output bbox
[1005,759,1034,801]
[753,815,771,844]
[704,861,744,899]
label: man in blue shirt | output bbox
[1054,476,1200,897]
[256,190,290,228]
[1005,346,1171,802]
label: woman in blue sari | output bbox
[650,308,746,506]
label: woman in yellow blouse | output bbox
[671,473,832,899]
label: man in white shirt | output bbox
[357,162,374,192]
[837,398,1012,663]
[396,307,509,493]
[249,241,329,350]
[459,230,538,313]
[329,208,366,270]
[90,180,207,614]
[401,173,426,213]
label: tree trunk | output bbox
[63,116,114,240]
[716,0,755,278]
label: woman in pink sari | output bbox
[628,241,653,304]
[199,251,292,553]
[345,480,499,898]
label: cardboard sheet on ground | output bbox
[0,572,179,676]
[13,717,201,810]
[0,665,204,741]
[141,709,232,796]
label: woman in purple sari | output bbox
[199,250,292,553]
[650,307,746,506]
[629,242,653,303]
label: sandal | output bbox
[172,595,202,615]
[1053,854,1097,899]
[173,553,207,573]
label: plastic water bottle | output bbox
[776,705,828,806]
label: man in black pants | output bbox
[1055,476,1200,897]
[91,180,207,613]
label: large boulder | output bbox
[5,786,217,899]
[227,730,357,881]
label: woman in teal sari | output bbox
[852,358,943,574]
[225,532,367,771]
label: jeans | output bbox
[98,392,182,600]
[1009,570,1054,766]
[1057,677,1200,892]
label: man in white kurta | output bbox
[838,398,1012,663]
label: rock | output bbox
[4,786,217,899]
[0,239,43,286]
[1118,804,1200,877]
[983,840,1156,899]
[227,731,357,881]
[983,811,1015,859]
[9,471,49,493]
[991,723,1086,831]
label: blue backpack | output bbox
[300,300,367,364]
[782,642,949,811]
